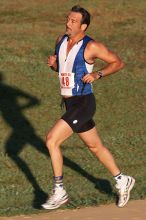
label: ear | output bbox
[81,24,87,31]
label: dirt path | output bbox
[0,199,145,220]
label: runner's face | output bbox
[65,12,83,37]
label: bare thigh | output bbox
[46,119,73,145]
[78,127,103,149]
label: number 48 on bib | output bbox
[59,72,75,88]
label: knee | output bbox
[46,135,54,150]
[87,142,105,155]
[46,135,59,151]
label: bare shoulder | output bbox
[86,40,108,52]
[85,38,121,62]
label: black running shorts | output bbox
[61,93,96,133]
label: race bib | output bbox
[59,72,75,96]
[59,72,75,88]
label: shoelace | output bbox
[47,189,60,203]
[115,183,122,189]
[116,182,129,196]
[119,187,128,196]
[116,177,128,189]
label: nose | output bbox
[66,19,71,28]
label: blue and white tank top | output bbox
[55,35,94,96]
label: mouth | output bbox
[66,27,71,31]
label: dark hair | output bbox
[71,5,90,29]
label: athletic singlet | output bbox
[55,35,95,96]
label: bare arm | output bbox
[83,41,125,83]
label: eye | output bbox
[71,19,77,24]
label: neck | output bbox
[68,33,85,44]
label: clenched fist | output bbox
[47,55,57,68]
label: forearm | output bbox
[99,60,125,77]
[82,60,125,83]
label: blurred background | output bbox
[0,0,146,216]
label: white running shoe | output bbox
[42,186,69,210]
[115,175,135,208]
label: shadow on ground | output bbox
[0,71,116,209]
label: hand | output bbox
[82,72,100,83]
[47,55,57,67]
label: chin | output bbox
[66,30,70,35]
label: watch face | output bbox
[98,71,103,78]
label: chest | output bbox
[59,38,83,63]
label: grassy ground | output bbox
[0,0,146,216]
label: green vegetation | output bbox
[0,0,146,216]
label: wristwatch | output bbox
[97,71,103,79]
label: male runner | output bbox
[42,5,135,210]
